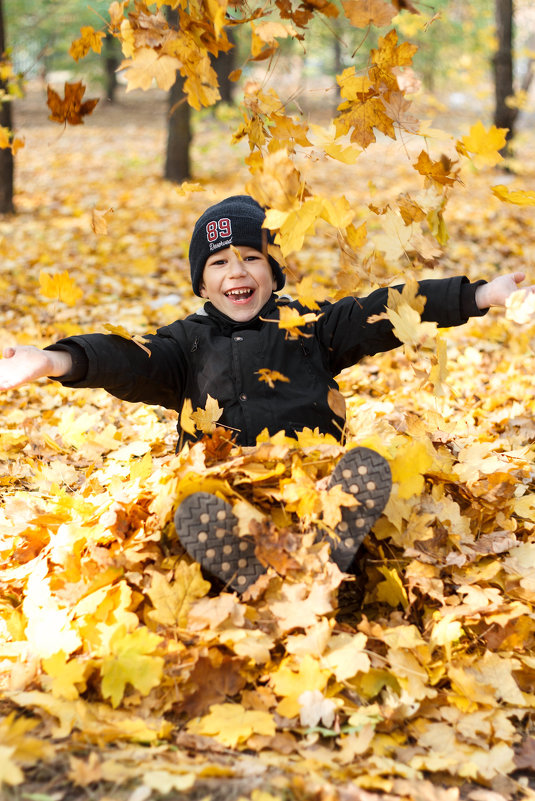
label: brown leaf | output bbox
[47,82,99,126]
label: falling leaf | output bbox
[342,0,396,28]
[256,368,290,388]
[492,184,535,206]
[459,121,508,168]
[39,270,83,307]
[69,26,106,61]
[91,207,114,235]
[47,82,99,125]
[190,394,224,433]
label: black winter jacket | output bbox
[49,277,486,447]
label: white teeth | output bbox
[226,289,252,296]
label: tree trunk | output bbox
[0,0,14,214]
[164,8,191,182]
[103,34,119,104]
[213,28,236,105]
[493,0,516,147]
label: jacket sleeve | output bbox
[46,324,189,411]
[318,276,485,375]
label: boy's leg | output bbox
[173,447,391,593]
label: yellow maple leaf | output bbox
[146,561,210,628]
[103,323,152,357]
[342,0,395,28]
[276,306,320,339]
[0,712,54,764]
[187,703,275,748]
[256,368,290,388]
[270,654,330,718]
[459,120,507,168]
[320,483,358,529]
[39,270,83,307]
[376,565,409,608]
[100,625,164,707]
[69,26,106,61]
[0,746,23,787]
[387,304,437,347]
[41,651,89,700]
[491,184,535,206]
[190,394,224,434]
[119,47,181,92]
[390,438,434,498]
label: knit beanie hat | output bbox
[189,195,285,297]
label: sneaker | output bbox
[174,492,267,592]
[325,446,392,571]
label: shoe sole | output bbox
[174,492,266,593]
[326,447,392,571]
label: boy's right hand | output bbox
[0,345,73,390]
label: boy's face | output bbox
[200,245,277,322]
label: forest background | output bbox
[1,1,535,801]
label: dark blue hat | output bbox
[188,195,285,297]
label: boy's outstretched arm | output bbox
[0,346,73,391]
[475,272,534,309]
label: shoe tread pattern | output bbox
[174,492,266,592]
[327,447,392,570]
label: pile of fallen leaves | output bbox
[1,88,535,801]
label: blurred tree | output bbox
[164,7,191,182]
[493,0,534,153]
[0,0,14,214]
[493,0,516,146]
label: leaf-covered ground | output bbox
[1,85,535,801]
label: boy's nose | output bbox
[227,252,247,276]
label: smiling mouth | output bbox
[225,288,254,301]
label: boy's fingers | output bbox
[513,271,526,285]
[2,346,15,358]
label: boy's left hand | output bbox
[475,272,535,309]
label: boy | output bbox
[0,195,531,593]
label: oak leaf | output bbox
[47,82,99,125]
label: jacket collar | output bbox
[202,293,279,333]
